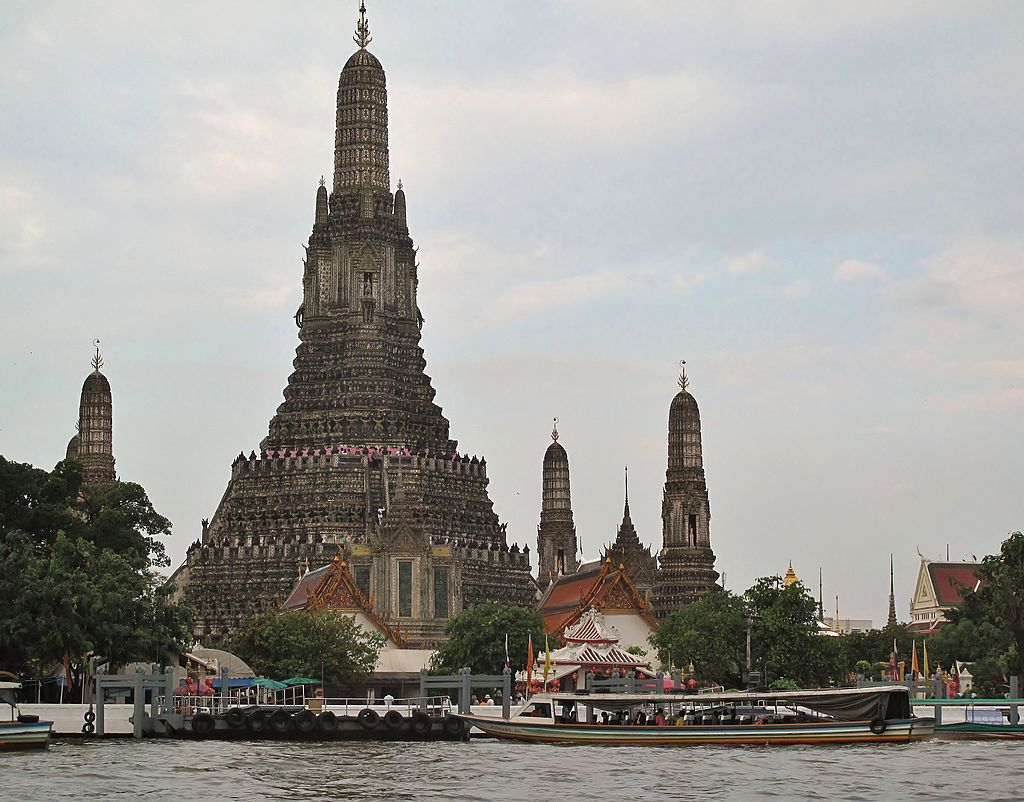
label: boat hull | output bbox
[936,722,1024,741]
[457,715,934,746]
[0,720,53,751]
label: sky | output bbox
[1,1,1022,627]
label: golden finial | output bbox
[677,359,689,391]
[353,1,372,49]
[551,416,559,442]
[783,561,799,587]
[91,339,104,372]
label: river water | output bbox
[4,738,1019,801]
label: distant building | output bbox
[536,421,578,589]
[821,616,874,634]
[908,559,983,635]
[537,556,657,655]
[654,363,719,615]
[66,342,116,484]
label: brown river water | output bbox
[3,737,1020,801]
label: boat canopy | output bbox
[545,685,911,721]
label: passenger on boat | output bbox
[655,709,666,726]
[600,712,609,725]
[634,711,647,725]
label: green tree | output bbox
[650,590,746,686]
[926,531,1024,684]
[746,576,840,687]
[230,610,383,685]
[430,602,544,675]
[0,457,193,677]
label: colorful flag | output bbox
[923,640,930,678]
[911,640,920,680]
[543,635,551,684]
[526,634,534,698]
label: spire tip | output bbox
[353,1,372,49]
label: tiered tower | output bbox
[654,362,719,617]
[66,340,116,484]
[606,467,657,597]
[180,4,534,645]
[537,419,578,588]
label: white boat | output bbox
[1,682,53,752]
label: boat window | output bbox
[517,703,552,718]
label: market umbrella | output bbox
[251,678,288,690]
[281,677,321,686]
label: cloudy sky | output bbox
[2,1,1021,625]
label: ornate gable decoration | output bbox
[307,556,408,646]
[553,557,657,638]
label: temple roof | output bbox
[537,556,656,635]
[926,562,983,605]
[281,556,408,647]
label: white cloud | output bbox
[727,249,775,275]
[836,259,886,282]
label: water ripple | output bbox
[3,738,1021,801]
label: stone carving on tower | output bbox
[66,339,116,484]
[178,3,534,646]
[653,361,719,617]
[536,419,579,589]
[604,467,657,598]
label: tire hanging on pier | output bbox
[317,710,338,733]
[225,708,247,729]
[294,710,316,733]
[410,710,432,737]
[82,722,95,734]
[247,710,269,734]
[192,712,216,737]
[270,709,294,735]
[357,708,380,729]
[383,710,404,730]
[442,715,464,738]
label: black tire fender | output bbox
[83,710,96,723]
[870,719,887,735]
[225,708,246,728]
[383,710,404,729]
[410,710,432,736]
[82,722,95,734]
[269,709,293,734]
[357,708,380,729]
[247,709,268,733]
[442,714,464,738]
[317,710,338,733]
[294,710,316,733]
[192,712,215,736]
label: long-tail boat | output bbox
[457,685,933,745]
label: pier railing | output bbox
[159,694,453,717]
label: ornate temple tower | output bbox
[66,340,116,484]
[180,4,534,645]
[537,419,578,589]
[654,362,719,617]
[606,467,657,597]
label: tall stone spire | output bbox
[333,1,390,199]
[654,361,719,617]
[537,418,578,588]
[887,554,898,627]
[67,339,116,483]
[180,15,535,645]
[608,465,657,597]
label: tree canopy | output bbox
[229,610,383,686]
[0,457,192,677]
[926,531,1024,688]
[650,589,746,686]
[430,602,544,675]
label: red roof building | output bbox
[537,556,657,655]
[908,559,983,635]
